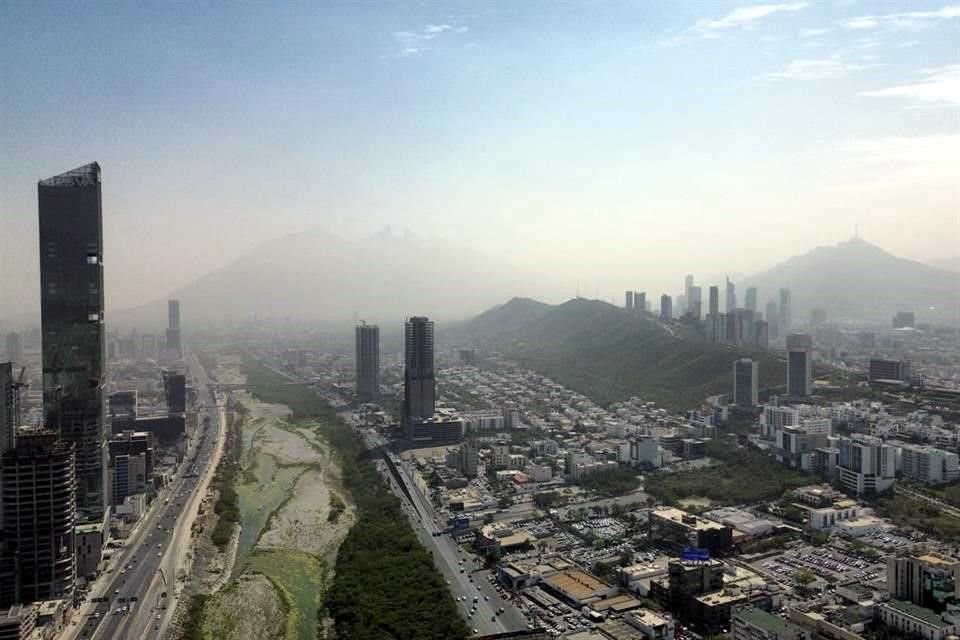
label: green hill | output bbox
[454,297,785,410]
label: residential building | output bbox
[39,162,107,522]
[837,434,896,495]
[900,444,960,485]
[492,441,512,469]
[0,429,76,607]
[355,323,380,402]
[745,288,757,312]
[734,359,759,407]
[732,605,809,640]
[765,301,779,341]
[107,431,154,504]
[626,291,634,310]
[760,405,799,438]
[636,292,646,313]
[630,434,662,469]
[887,553,960,612]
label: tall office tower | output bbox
[5,333,22,365]
[688,286,702,320]
[779,288,792,332]
[745,287,757,312]
[38,162,107,523]
[684,274,694,298]
[735,308,755,344]
[1,363,17,457]
[810,308,827,326]
[355,323,380,402]
[708,286,719,316]
[676,294,687,316]
[786,350,812,396]
[660,295,673,321]
[625,291,634,310]
[733,359,759,407]
[403,317,436,432]
[725,278,736,313]
[635,292,646,313]
[166,299,181,356]
[765,301,779,341]
[754,320,769,349]
[0,428,77,607]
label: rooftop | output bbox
[883,599,947,627]
[38,162,100,188]
[651,506,727,531]
[544,569,609,601]
[735,606,799,635]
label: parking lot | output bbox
[749,541,887,591]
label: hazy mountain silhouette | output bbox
[744,238,959,324]
[928,256,960,273]
[111,228,559,329]
[451,296,784,409]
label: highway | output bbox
[63,353,227,640]
[359,429,532,637]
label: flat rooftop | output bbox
[736,606,798,635]
[544,569,609,601]
[651,507,727,531]
[884,599,947,627]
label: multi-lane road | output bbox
[358,428,532,637]
[63,353,226,640]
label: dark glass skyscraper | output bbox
[403,317,435,433]
[355,323,380,402]
[166,299,181,356]
[38,162,107,522]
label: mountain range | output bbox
[109,228,563,330]
[743,237,959,324]
[449,296,784,409]
[58,232,960,331]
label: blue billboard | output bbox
[682,547,711,562]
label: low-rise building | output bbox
[732,605,809,640]
[0,604,36,640]
[648,507,733,556]
[875,600,959,640]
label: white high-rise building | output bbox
[837,434,896,495]
[900,444,960,486]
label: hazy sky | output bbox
[1,0,958,320]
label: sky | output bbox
[1,0,958,321]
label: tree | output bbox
[498,495,512,509]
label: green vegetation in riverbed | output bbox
[241,355,469,640]
[245,550,328,640]
[211,405,243,550]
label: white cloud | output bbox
[862,64,960,106]
[801,27,832,37]
[661,2,809,45]
[843,5,960,30]
[697,2,809,30]
[761,55,880,80]
[392,22,468,57]
[844,16,879,29]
